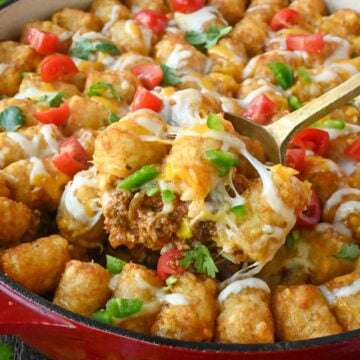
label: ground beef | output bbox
[103,189,189,250]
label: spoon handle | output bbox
[267,72,360,150]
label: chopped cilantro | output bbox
[87,81,121,100]
[0,343,13,360]
[70,39,119,60]
[333,243,360,262]
[0,106,25,131]
[160,64,181,86]
[185,23,232,50]
[95,42,120,56]
[180,244,218,278]
[108,112,120,124]
[285,229,300,249]
[163,275,178,291]
[39,92,67,107]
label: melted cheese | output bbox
[218,278,270,304]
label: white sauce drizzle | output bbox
[165,44,193,74]
[324,188,360,213]
[319,278,360,306]
[324,35,351,65]
[29,157,49,185]
[102,5,121,35]
[334,201,360,222]
[218,278,270,304]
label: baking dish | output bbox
[0,0,359,359]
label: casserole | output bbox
[0,0,359,359]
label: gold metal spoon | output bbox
[225,72,360,164]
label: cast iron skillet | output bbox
[0,0,359,358]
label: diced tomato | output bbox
[34,103,70,125]
[40,54,79,82]
[296,190,321,229]
[270,8,301,31]
[52,137,89,177]
[134,10,168,36]
[132,64,163,90]
[131,86,163,112]
[344,137,360,161]
[243,95,276,125]
[286,33,324,53]
[289,128,330,156]
[157,249,185,281]
[26,28,59,55]
[170,0,205,13]
[285,148,305,172]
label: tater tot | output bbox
[208,0,246,24]
[0,98,38,128]
[0,197,39,247]
[53,260,111,316]
[111,263,163,334]
[320,272,360,331]
[109,20,153,56]
[290,0,327,25]
[273,284,343,341]
[299,156,346,205]
[0,41,40,72]
[151,272,218,342]
[57,167,106,249]
[94,109,170,178]
[216,278,274,343]
[84,70,140,104]
[0,173,10,198]
[111,52,154,72]
[155,34,210,76]
[2,157,70,210]
[90,0,131,25]
[0,235,71,294]
[319,9,360,38]
[52,8,103,32]
[0,65,21,97]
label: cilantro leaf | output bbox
[161,64,181,86]
[87,81,121,100]
[285,229,300,250]
[106,255,126,274]
[333,243,360,262]
[39,92,67,108]
[163,275,178,291]
[0,106,25,131]
[205,24,232,48]
[180,244,218,278]
[70,38,94,60]
[185,24,232,50]
[108,112,120,124]
[95,42,120,56]
[0,343,14,360]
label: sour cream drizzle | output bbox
[319,278,360,306]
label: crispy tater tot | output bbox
[90,0,131,25]
[151,272,218,342]
[111,262,163,333]
[319,9,360,38]
[0,235,71,294]
[0,65,21,97]
[109,20,153,56]
[155,34,210,76]
[216,278,274,343]
[123,0,169,13]
[0,41,40,72]
[52,8,103,32]
[272,284,343,341]
[0,98,38,129]
[53,260,111,316]
[290,0,327,25]
[57,167,106,249]
[0,173,10,197]
[208,0,247,24]
[84,70,140,104]
[94,109,170,178]
[320,272,360,331]
[0,124,64,170]
[0,197,39,246]
[299,156,346,205]
[2,157,70,210]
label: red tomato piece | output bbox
[131,86,163,112]
[344,137,360,161]
[286,33,324,53]
[40,54,79,82]
[289,128,330,156]
[157,249,185,281]
[170,0,205,13]
[34,103,70,125]
[134,10,168,36]
[52,137,90,177]
[132,64,163,90]
[285,148,305,172]
[270,8,301,31]
[296,190,321,229]
[26,28,59,55]
[243,95,275,125]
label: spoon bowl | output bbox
[225,72,360,164]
